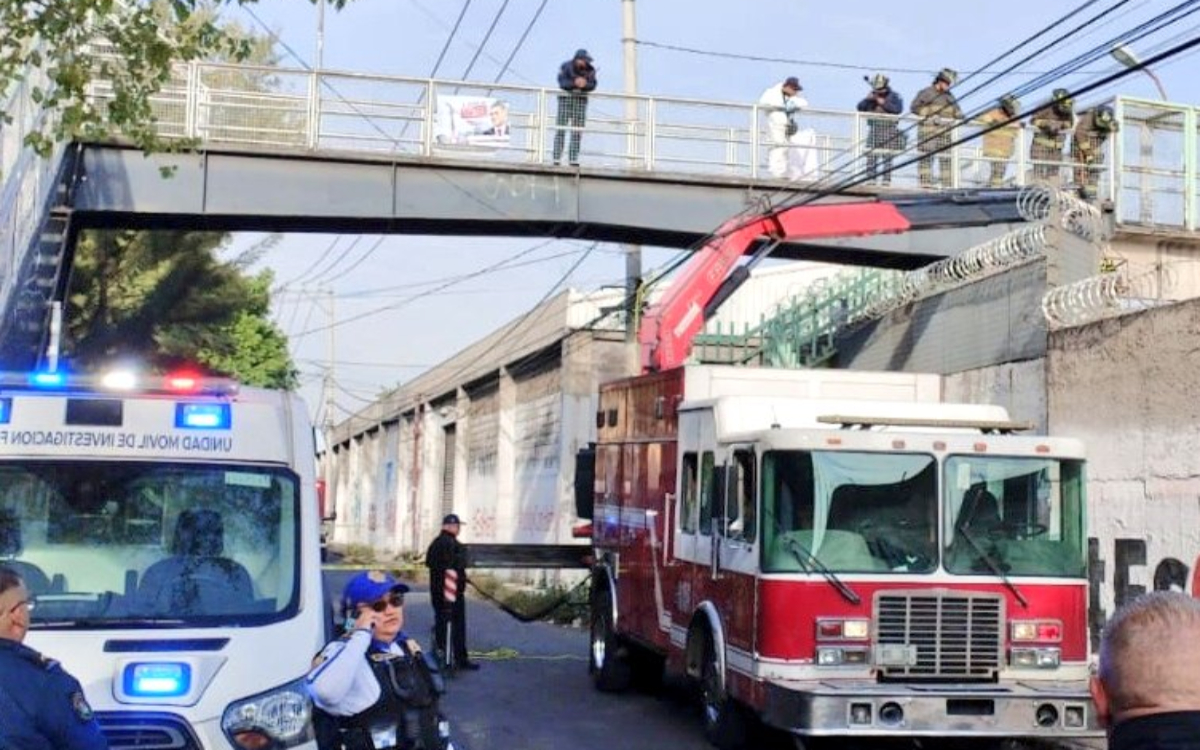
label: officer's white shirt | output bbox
[307,629,407,716]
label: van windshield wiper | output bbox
[956,524,1028,608]
[782,535,861,605]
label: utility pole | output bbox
[315,0,326,73]
[320,287,336,441]
[622,0,642,372]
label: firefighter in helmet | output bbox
[910,67,964,188]
[1030,88,1074,182]
[1071,105,1119,199]
[976,95,1021,187]
[856,72,905,186]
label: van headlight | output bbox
[221,677,314,749]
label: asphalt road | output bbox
[321,569,1099,750]
[324,567,762,750]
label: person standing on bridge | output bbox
[425,514,479,672]
[552,49,597,166]
[911,67,963,188]
[975,95,1021,187]
[1030,88,1075,183]
[1091,591,1200,750]
[857,73,905,186]
[759,76,804,178]
[1071,105,1119,200]
[0,566,109,750]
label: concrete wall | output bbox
[1047,298,1200,647]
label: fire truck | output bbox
[573,199,1102,747]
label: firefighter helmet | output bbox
[935,67,958,86]
[866,73,890,91]
[999,95,1020,117]
[1093,105,1116,132]
[1052,88,1074,112]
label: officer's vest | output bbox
[317,642,445,750]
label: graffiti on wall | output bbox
[470,508,498,540]
[1088,536,1200,649]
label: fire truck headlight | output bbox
[816,618,870,641]
[1010,647,1060,669]
[816,646,869,667]
[1011,620,1062,642]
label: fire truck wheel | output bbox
[700,633,746,750]
[589,596,632,692]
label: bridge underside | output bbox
[74,145,1026,267]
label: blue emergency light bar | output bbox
[0,369,239,397]
[123,662,191,698]
[175,403,232,430]
[0,398,10,425]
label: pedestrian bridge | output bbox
[1,55,1198,367]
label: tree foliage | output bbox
[66,229,298,389]
[1,0,347,154]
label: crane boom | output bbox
[637,201,912,372]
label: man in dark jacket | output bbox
[1091,591,1200,750]
[856,73,904,186]
[552,48,597,166]
[425,514,478,672]
[910,67,963,188]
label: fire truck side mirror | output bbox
[574,444,596,520]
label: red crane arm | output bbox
[637,201,911,372]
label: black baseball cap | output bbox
[574,48,593,62]
[442,513,465,525]
[784,76,802,91]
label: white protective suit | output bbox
[759,83,810,178]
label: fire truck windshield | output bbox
[0,460,300,627]
[944,456,1086,578]
[761,451,938,574]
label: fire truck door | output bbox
[717,446,758,576]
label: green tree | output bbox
[1,0,346,155]
[66,229,297,389]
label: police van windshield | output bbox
[762,450,938,574]
[944,456,1086,578]
[0,461,299,628]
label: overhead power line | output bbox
[492,0,551,83]
[635,39,1106,76]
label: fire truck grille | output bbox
[95,712,201,750]
[874,591,1004,679]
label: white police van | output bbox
[0,369,326,750]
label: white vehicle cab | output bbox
[0,368,325,750]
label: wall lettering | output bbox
[1088,535,1200,649]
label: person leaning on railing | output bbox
[856,73,905,186]
[1030,89,1075,184]
[1071,105,1119,200]
[552,49,597,167]
[975,95,1022,188]
[910,68,963,188]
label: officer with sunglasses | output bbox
[0,565,108,750]
[308,570,453,750]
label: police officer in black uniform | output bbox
[307,570,452,750]
[425,514,478,672]
[0,565,109,750]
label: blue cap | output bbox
[574,48,593,62]
[442,513,464,525]
[342,570,410,609]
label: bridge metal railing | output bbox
[69,57,1200,228]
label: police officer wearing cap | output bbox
[424,514,478,672]
[307,570,451,750]
[0,565,108,750]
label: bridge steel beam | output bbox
[73,145,1026,269]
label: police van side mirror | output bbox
[574,444,596,520]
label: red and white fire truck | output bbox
[574,199,1102,747]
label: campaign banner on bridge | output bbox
[434,95,512,151]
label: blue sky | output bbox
[220,0,1200,421]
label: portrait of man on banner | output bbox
[434,95,512,151]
